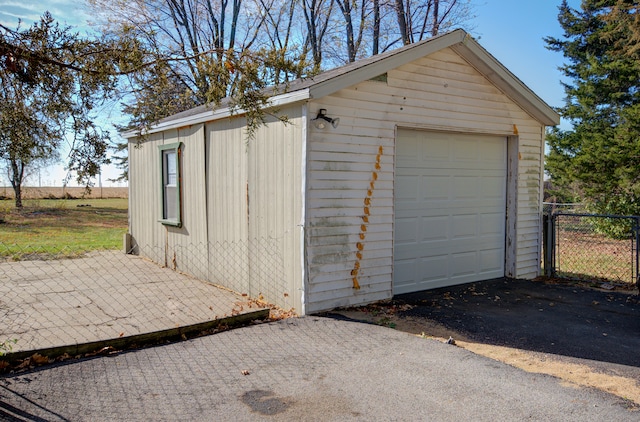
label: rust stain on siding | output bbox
[352,145,384,290]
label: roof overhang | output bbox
[122,29,560,139]
[121,88,311,138]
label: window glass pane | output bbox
[162,149,178,221]
[164,151,177,186]
[165,185,177,220]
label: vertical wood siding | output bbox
[304,47,546,313]
[128,132,164,263]
[130,111,304,313]
[205,117,250,296]
[166,125,208,279]
[128,126,207,277]
[248,107,304,312]
[206,107,304,313]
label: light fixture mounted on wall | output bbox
[312,109,340,129]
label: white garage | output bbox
[394,130,507,294]
[126,29,560,315]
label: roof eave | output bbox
[121,88,311,139]
[122,29,560,138]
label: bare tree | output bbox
[252,0,309,82]
[387,0,474,49]
[372,0,381,55]
[301,0,335,70]
[335,0,372,62]
[89,0,308,136]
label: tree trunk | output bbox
[372,0,380,55]
[431,0,440,36]
[337,0,356,62]
[12,184,22,209]
[395,0,410,45]
[9,159,24,208]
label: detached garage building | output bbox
[124,29,560,315]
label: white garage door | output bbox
[393,129,507,294]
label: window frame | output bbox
[158,142,182,227]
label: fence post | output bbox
[543,213,554,277]
[635,217,640,289]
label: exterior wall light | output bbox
[312,109,340,129]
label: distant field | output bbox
[0,198,128,258]
[0,186,128,200]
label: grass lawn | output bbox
[555,229,636,286]
[0,198,128,258]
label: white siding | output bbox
[206,106,304,313]
[206,117,250,296]
[128,126,207,276]
[128,132,164,263]
[248,107,304,313]
[166,125,208,279]
[304,47,545,313]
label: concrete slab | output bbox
[0,251,268,357]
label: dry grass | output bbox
[555,228,637,286]
[0,186,128,200]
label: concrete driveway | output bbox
[0,316,638,421]
[0,251,268,358]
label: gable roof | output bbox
[125,29,560,137]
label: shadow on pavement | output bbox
[392,278,640,368]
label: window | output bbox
[159,142,182,226]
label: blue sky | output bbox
[473,1,579,111]
[1,0,578,186]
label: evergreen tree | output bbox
[0,13,124,207]
[545,0,640,217]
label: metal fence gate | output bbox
[543,212,640,288]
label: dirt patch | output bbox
[458,341,640,407]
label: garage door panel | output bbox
[451,214,476,239]
[452,176,479,199]
[422,175,449,200]
[480,248,503,272]
[480,212,504,236]
[419,255,448,281]
[395,217,420,245]
[481,176,507,199]
[395,175,420,200]
[480,138,508,162]
[450,251,478,277]
[421,216,448,242]
[395,237,499,258]
[453,139,478,160]
[394,130,506,294]
[421,137,449,160]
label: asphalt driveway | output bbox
[394,278,640,367]
[329,277,640,404]
[1,317,638,421]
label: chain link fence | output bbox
[0,240,292,361]
[543,210,640,288]
[542,202,585,216]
